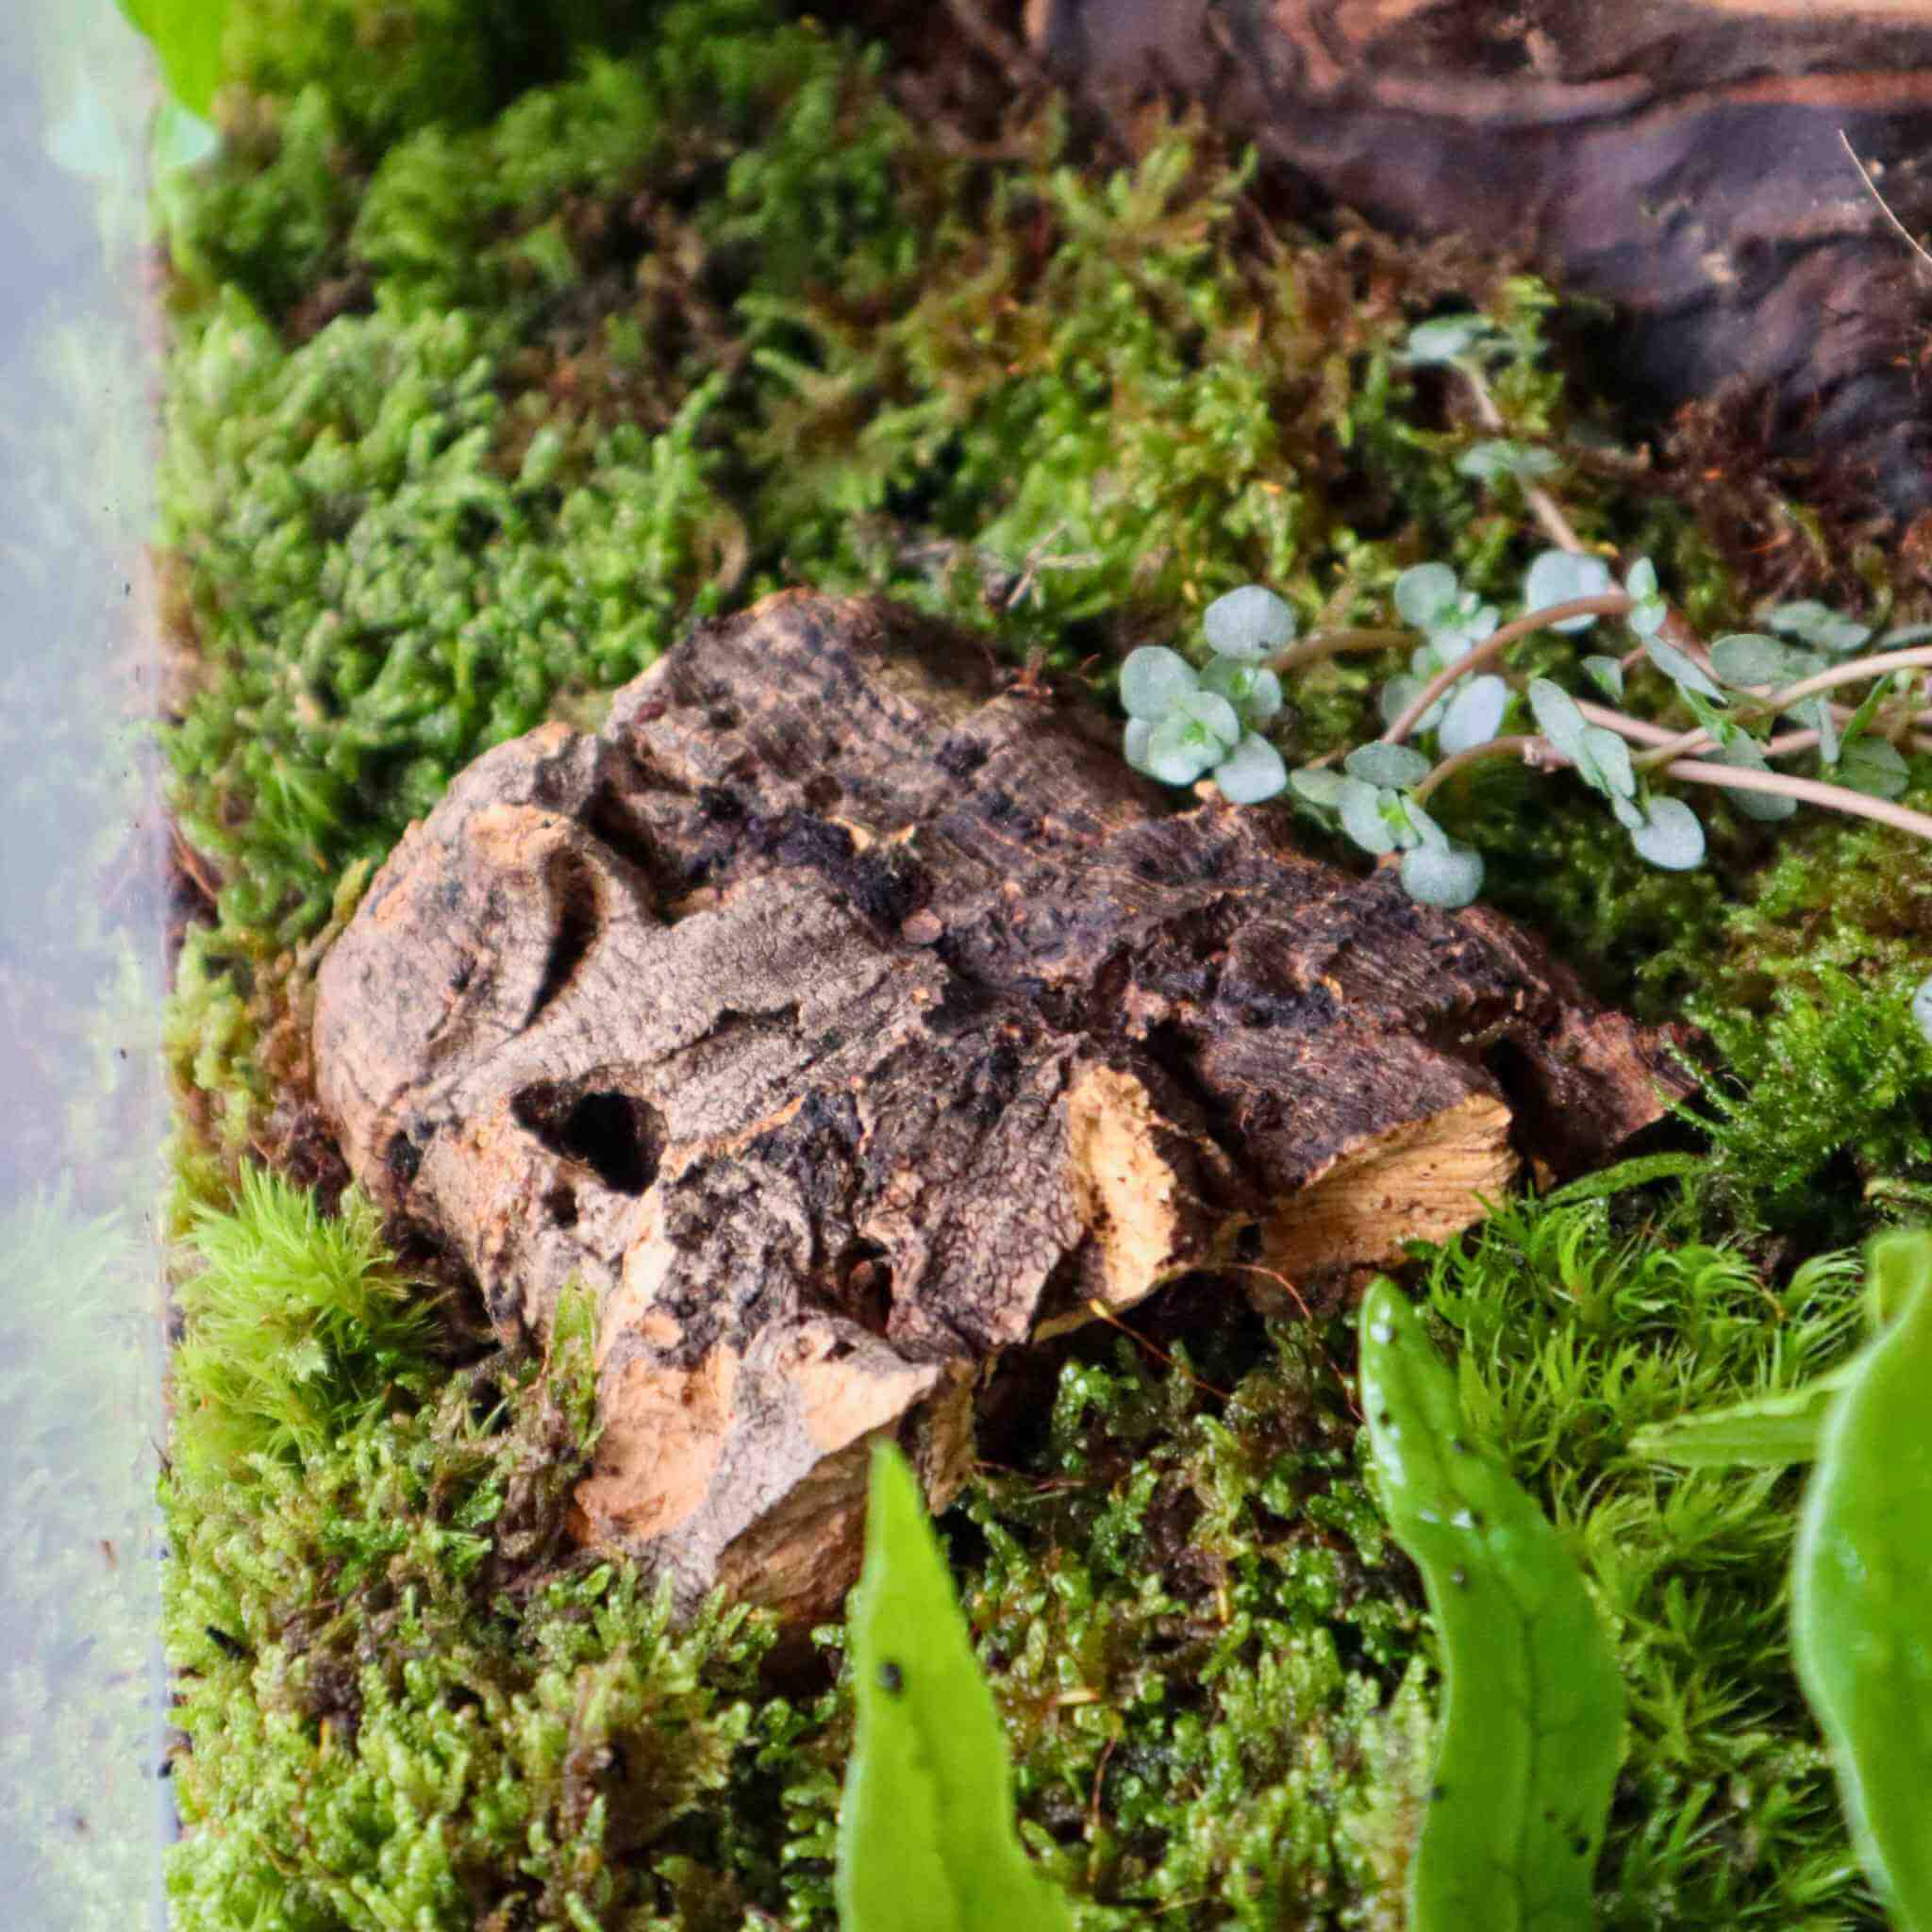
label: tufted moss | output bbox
[154,2,1932,1926]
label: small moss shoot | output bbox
[153,2,1931,1925]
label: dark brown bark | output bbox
[315,592,1677,1617]
[873,0,1932,527]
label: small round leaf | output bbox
[1914,973,1932,1047]
[1200,658,1284,726]
[1400,841,1485,908]
[1144,714,1220,786]
[1527,676,1590,764]
[1212,733,1289,804]
[1394,562,1460,630]
[1340,778,1399,855]
[1345,741,1433,791]
[1123,718,1156,775]
[1203,586,1295,661]
[1715,733,1798,822]
[1628,796,1707,871]
[1578,725,1636,801]
[1524,549,1613,632]
[1120,645,1198,720]
[1437,675,1510,756]
[1290,767,1351,809]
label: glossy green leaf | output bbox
[1791,1231,1932,1932]
[1359,1280,1624,1932]
[113,0,235,120]
[836,1444,1074,1932]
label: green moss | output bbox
[153,4,1932,1925]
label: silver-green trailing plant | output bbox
[1118,313,1932,965]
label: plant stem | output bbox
[1379,594,1633,746]
[1411,735,1546,804]
[1415,726,1932,845]
[1268,627,1411,676]
[1457,359,1584,554]
[1633,647,1932,770]
[1660,758,1932,841]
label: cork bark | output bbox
[315,591,1676,1619]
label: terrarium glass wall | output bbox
[2,3,171,1927]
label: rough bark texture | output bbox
[315,591,1677,1619]
[868,0,1932,526]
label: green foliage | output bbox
[113,0,234,118]
[1415,1202,1875,1926]
[149,6,1932,1926]
[163,1173,783,1931]
[169,1164,437,1485]
[1358,1279,1624,1931]
[837,1444,1073,1932]
[1792,1232,1932,1930]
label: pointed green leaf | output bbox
[837,1445,1074,1932]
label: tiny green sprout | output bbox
[1623,556,1669,639]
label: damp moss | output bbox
[159,1172,1884,1927]
[154,2,1932,1926]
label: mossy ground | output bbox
[156,3,1931,1926]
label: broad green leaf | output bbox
[1629,1381,1841,1469]
[113,0,234,120]
[1360,1282,1624,1932]
[837,1445,1074,1932]
[1792,1232,1932,1932]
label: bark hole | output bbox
[514,1084,663,1196]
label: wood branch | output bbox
[882,0,1932,526]
[314,592,1679,1619]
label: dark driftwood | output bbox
[315,592,1674,1618]
[864,0,1932,525]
